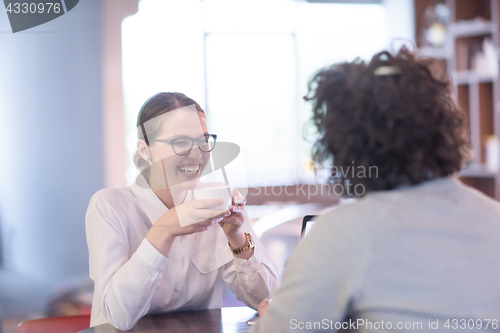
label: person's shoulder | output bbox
[88,186,135,212]
[303,198,379,249]
[305,194,403,250]
[453,177,500,206]
[378,176,500,214]
[294,199,376,269]
[448,177,500,223]
[86,187,138,230]
[315,195,382,227]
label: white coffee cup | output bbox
[193,185,233,210]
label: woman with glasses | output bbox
[85,92,279,331]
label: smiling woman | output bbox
[85,92,280,331]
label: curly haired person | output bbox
[250,47,500,332]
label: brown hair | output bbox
[304,47,470,192]
[134,92,205,169]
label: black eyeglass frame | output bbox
[151,134,217,156]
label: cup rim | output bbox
[193,185,231,192]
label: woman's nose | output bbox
[187,144,202,159]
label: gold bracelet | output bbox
[228,232,255,255]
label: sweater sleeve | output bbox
[86,190,169,331]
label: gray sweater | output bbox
[250,177,500,332]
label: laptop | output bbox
[300,215,317,239]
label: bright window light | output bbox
[205,33,297,187]
[122,0,413,186]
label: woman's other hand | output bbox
[220,189,254,259]
[257,298,270,317]
[146,198,230,257]
[219,189,247,236]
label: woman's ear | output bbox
[137,139,152,165]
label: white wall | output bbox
[383,0,415,50]
[0,0,104,286]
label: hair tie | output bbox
[373,66,402,76]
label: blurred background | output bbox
[0,0,415,331]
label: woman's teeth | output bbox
[179,165,199,174]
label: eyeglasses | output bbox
[152,134,217,156]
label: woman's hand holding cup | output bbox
[192,185,247,237]
[146,198,230,257]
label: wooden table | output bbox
[79,307,258,333]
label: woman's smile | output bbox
[177,163,201,178]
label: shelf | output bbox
[449,20,495,38]
[414,0,499,200]
[417,46,450,60]
[459,165,497,178]
[454,0,491,22]
[451,71,495,85]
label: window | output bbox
[122,0,413,186]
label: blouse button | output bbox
[174,288,180,293]
[173,251,178,256]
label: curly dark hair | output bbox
[304,47,470,193]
